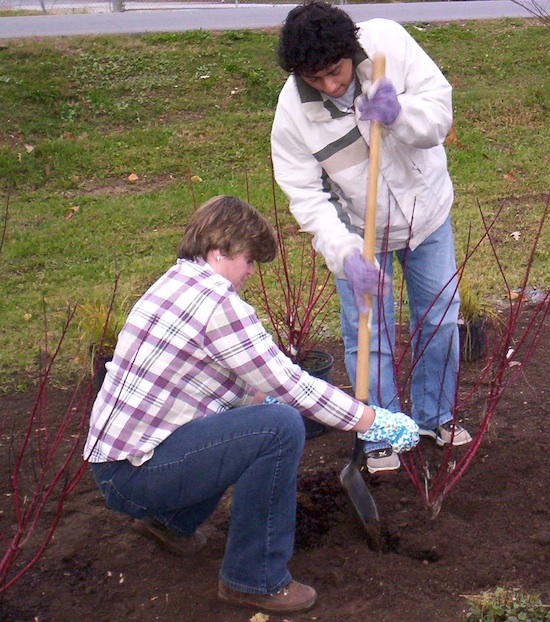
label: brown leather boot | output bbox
[132,518,206,556]
[218,580,317,614]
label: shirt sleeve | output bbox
[271,96,364,279]
[358,19,453,149]
[203,292,363,430]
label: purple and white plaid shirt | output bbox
[84,259,363,465]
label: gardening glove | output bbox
[358,406,419,453]
[343,249,386,315]
[357,78,401,126]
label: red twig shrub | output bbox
[0,281,122,593]
[250,174,336,366]
[396,199,548,516]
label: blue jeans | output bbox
[336,217,460,449]
[90,404,305,595]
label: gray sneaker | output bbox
[366,447,400,474]
[419,421,472,447]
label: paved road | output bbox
[0,0,547,39]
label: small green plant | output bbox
[458,273,499,324]
[463,587,550,621]
[77,296,131,368]
[457,271,502,362]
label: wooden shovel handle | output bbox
[355,53,386,402]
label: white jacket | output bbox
[271,18,454,278]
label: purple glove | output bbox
[357,78,401,126]
[343,250,384,315]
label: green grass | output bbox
[0,19,549,385]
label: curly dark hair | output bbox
[278,0,360,75]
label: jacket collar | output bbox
[293,48,371,123]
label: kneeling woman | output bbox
[84,195,418,615]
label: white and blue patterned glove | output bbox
[263,396,280,405]
[358,406,419,453]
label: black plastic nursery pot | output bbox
[92,353,112,391]
[301,350,334,440]
[459,319,487,362]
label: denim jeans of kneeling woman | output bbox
[90,403,305,595]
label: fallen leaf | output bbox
[24,143,35,153]
[190,175,203,183]
[249,613,270,622]
[444,125,466,149]
[509,231,521,241]
[64,206,79,220]
[503,171,516,182]
[508,360,521,368]
[128,173,139,182]
[509,292,520,300]
[445,126,458,145]
[23,313,32,322]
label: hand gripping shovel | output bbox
[339,53,386,551]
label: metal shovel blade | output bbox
[339,435,383,551]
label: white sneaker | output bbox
[419,421,472,447]
[366,447,400,474]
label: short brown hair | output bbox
[177,195,277,264]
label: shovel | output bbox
[339,53,386,551]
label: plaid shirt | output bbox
[84,259,363,465]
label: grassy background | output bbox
[0,19,548,387]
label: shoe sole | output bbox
[218,587,317,614]
[366,461,401,474]
[418,430,471,447]
[418,429,445,447]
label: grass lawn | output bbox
[0,18,548,386]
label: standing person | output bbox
[84,195,419,615]
[271,0,472,475]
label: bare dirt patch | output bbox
[0,307,548,622]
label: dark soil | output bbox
[1,307,549,622]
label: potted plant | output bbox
[77,296,131,388]
[457,274,498,362]
[250,204,337,439]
